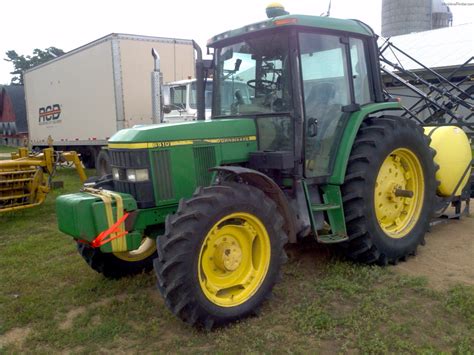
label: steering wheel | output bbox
[247,79,277,91]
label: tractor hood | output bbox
[108,119,257,147]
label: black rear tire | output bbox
[340,116,437,265]
[154,183,288,328]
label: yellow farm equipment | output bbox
[0,147,87,213]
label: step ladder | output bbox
[302,181,348,244]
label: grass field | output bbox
[1,169,473,353]
[0,145,17,154]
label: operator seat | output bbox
[304,82,340,137]
[305,82,335,114]
[304,82,342,175]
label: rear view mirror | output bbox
[203,59,213,70]
[221,48,233,61]
[234,59,242,72]
[161,85,171,106]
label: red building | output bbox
[0,85,28,146]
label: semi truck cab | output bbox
[162,79,252,122]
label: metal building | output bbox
[382,0,453,37]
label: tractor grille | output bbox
[109,150,149,167]
[109,149,155,208]
[151,150,174,201]
[193,146,216,187]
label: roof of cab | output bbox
[207,14,375,47]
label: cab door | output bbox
[299,32,353,179]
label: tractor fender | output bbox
[211,166,297,243]
[329,102,403,185]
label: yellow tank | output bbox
[424,126,472,197]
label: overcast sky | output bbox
[1,0,473,84]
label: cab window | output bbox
[299,32,351,177]
[350,38,371,104]
[170,85,187,109]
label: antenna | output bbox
[320,0,331,17]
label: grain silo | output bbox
[382,0,452,37]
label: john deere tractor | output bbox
[56,4,472,328]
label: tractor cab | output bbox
[207,10,384,180]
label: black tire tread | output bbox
[77,242,156,279]
[341,115,438,265]
[154,183,288,328]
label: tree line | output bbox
[4,47,65,85]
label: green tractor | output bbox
[56,4,472,328]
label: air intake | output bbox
[151,150,174,200]
[193,146,216,187]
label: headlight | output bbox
[126,168,149,182]
[112,168,120,180]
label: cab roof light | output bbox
[274,18,298,26]
[266,2,289,18]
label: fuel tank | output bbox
[424,126,472,197]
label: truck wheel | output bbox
[81,147,97,169]
[96,150,111,177]
[154,183,288,328]
[341,116,437,265]
[77,237,157,279]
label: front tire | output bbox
[77,237,157,279]
[341,116,437,265]
[154,183,287,328]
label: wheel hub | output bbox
[374,148,424,239]
[376,160,406,220]
[214,239,243,271]
[198,212,271,307]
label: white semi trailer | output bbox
[24,33,196,173]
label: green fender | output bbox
[328,102,403,185]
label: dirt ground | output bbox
[394,202,474,290]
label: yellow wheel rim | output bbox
[198,212,271,307]
[113,237,156,262]
[374,148,425,239]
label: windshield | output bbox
[190,82,213,109]
[213,31,292,117]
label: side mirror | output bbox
[234,58,242,72]
[163,105,172,114]
[162,85,170,105]
[221,48,233,61]
[203,59,213,70]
